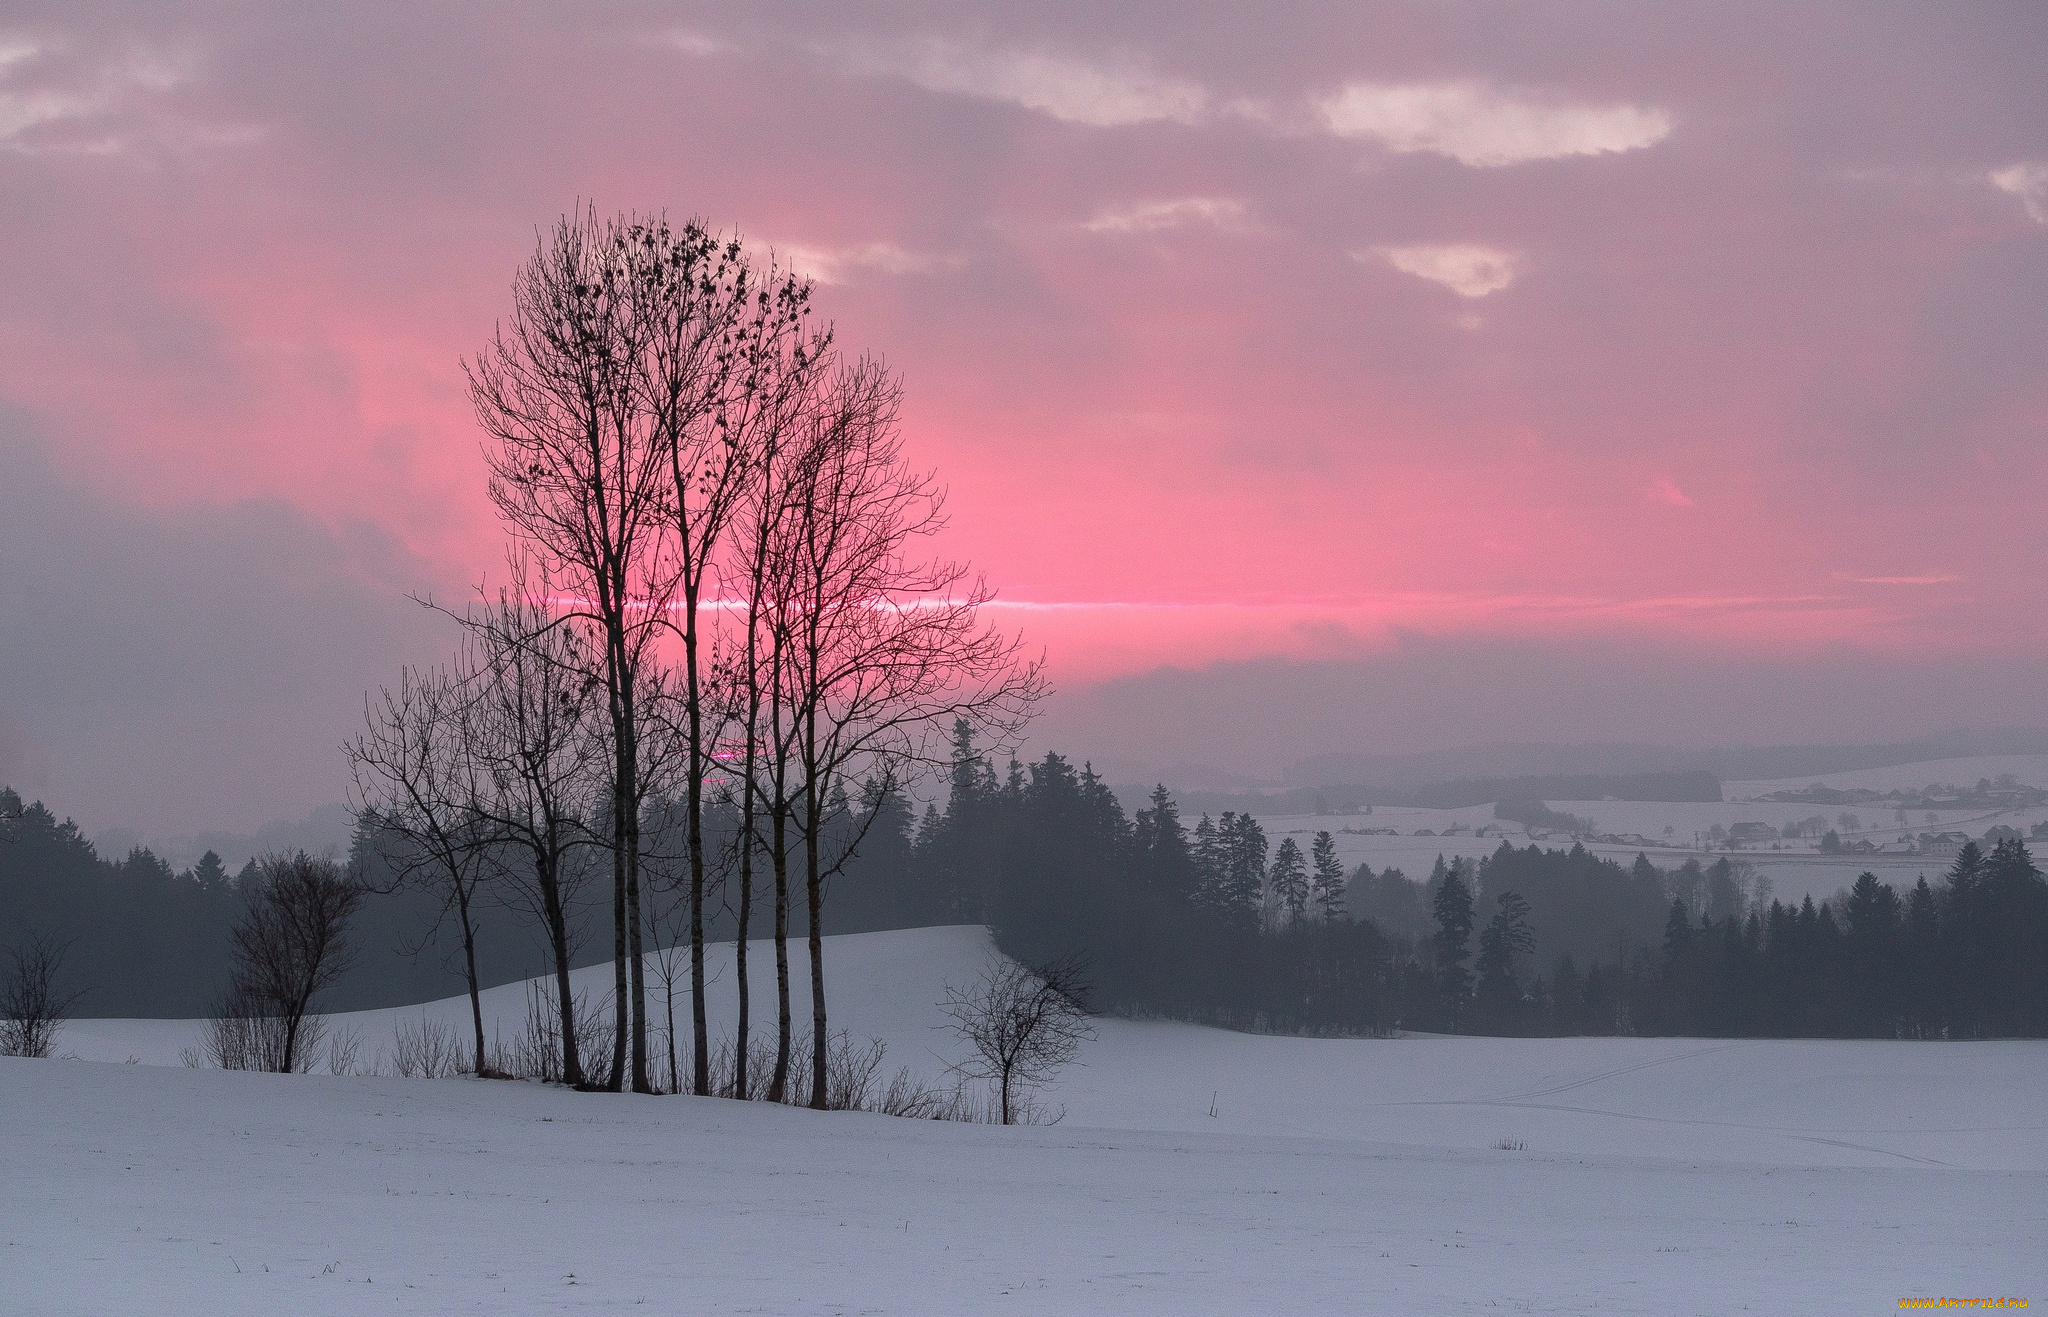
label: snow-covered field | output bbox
[6,926,2044,1315]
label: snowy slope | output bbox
[6,926,2045,1314]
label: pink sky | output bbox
[2,4,2046,830]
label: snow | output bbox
[1727,754,2048,799]
[6,926,2045,1313]
[1255,753,2048,907]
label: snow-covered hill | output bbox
[5,926,2044,1313]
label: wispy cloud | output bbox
[654,29,729,58]
[1835,571,1962,586]
[835,38,1208,127]
[1991,162,2048,223]
[0,37,256,155]
[1082,197,1250,235]
[1367,243,1520,297]
[774,240,962,286]
[1649,476,1694,507]
[1318,81,1672,166]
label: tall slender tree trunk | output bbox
[769,805,792,1103]
[537,849,583,1088]
[684,584,710,1097]
[806,820,828,1109]
[606,617,651,1096]
[609,824,627,1091]
[734,764,756,1099]
[664,962,678,1094]
[455,882,487,1077]
[805,739,829,1109]
[626,799,649,1093]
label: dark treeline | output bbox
[10,735,2046,1038]
[0,787,596,1016]
[0,783,940,1019]
[847,729,2048,1039]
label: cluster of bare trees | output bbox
[350,208,1041,1106]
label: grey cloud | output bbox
[1031,634,2048,784]
[0,406,458,836]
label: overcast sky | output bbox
[2,3,2045,834]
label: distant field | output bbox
[4,926,2042,1314]
[1253,753,2048,905]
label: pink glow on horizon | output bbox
[2,4,2044,690]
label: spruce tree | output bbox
[188,850,231,895]
[1431,861,1475,1028]
[1310,830,1347,922]
[1475,890,1534,1031]
[1269,837,1308,926]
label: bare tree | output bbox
[941,955,1095,1125]
[461,569,607,1088]
[0,932,81,1059]
[346,665,498,1077]
[471,208,676,1093]
[772,356,1044,1107]
[220,852,365,1075]
[615,218,832,1097]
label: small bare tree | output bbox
[219,852,365,1075]
[461,567,607,1088]
[1,932,81,1058]
[347,664,498,1077]
[942,955,1095,1125]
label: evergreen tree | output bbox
[1474,889,1533,1030]
[1310,830,1346,922]
[1269,837,1308,926]
[188,850,231,896]
[1203,813,1266,927]
[1431,861,1475,1028]
[1190,814,1221,910]
[1133,784,1193,902]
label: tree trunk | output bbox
[806,754,828,1110]
[537,850,583,1088]
[734,768,755,1100]
[456,881,487,1077]
[807,835,828,1110]
[627,807,649,1093]
[684,586,710,1097]
[609,808,627,1092]
[768,805,792,1103]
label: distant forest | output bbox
[6,733,2046,1038]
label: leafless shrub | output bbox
[203,986,326,1073]
[326,1024,366,1076]
[821,1032,887,1111]
[709,1034,781,1101]
[1494,1137,1527,1152]
[875,1068,994,1121]
[701,1028,989,1121]
[941,954,1096,1125]
[479,979,614,1084]
[0,932,82,1059]
[392,1013,461,1079]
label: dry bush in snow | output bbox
[0,932,81,1059]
